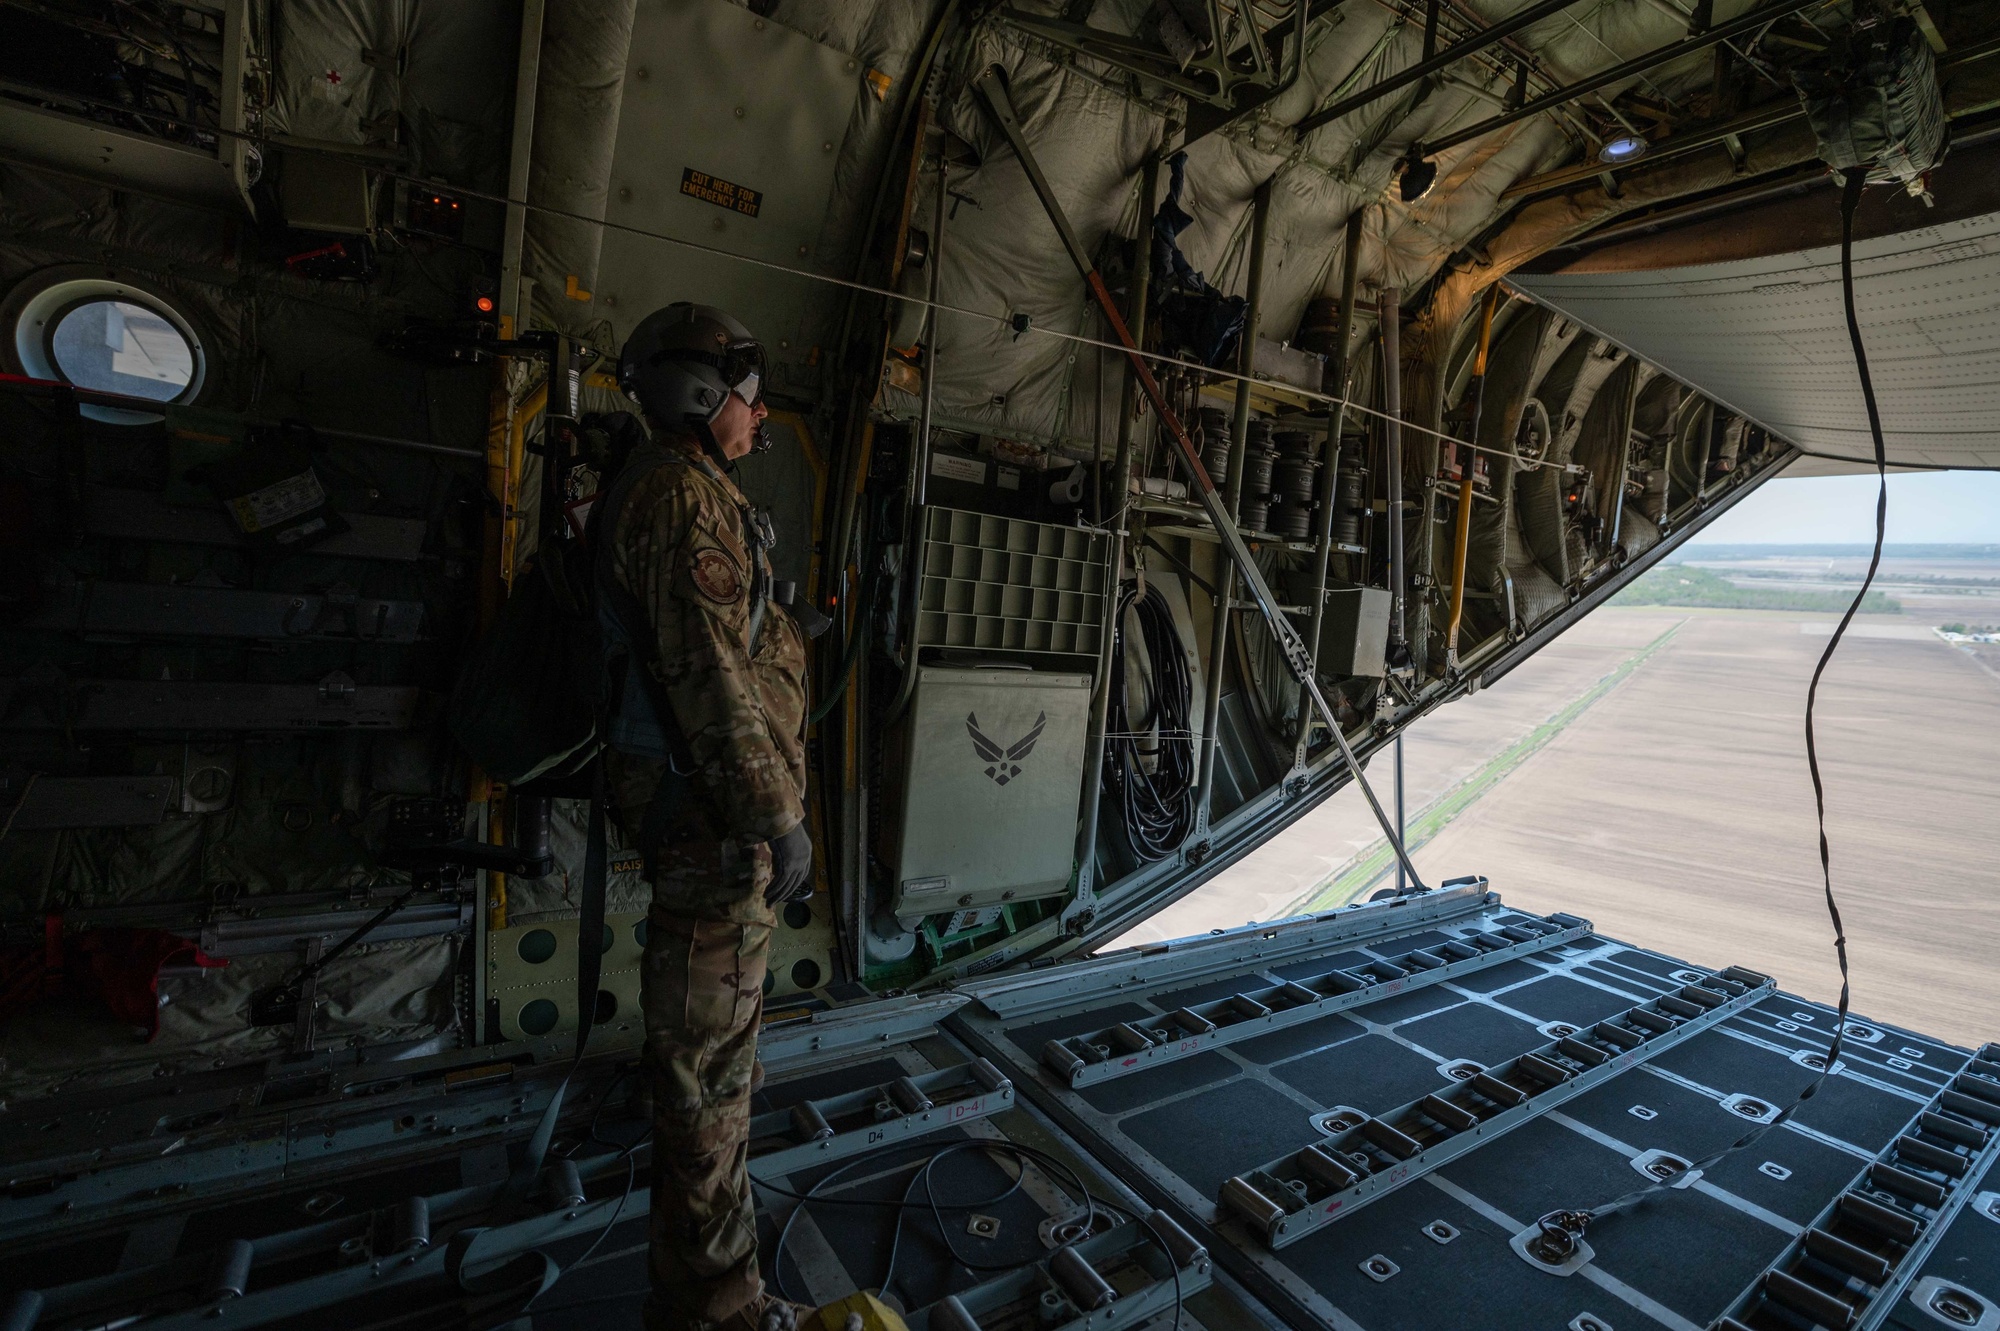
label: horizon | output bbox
[1688,469,2000,544]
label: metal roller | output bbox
[210,1238,254,1301]
[1360,1117,1422,1160]
[1838,1191,1921,1244]
[1220,1175,1287,1231]
[1111,1023,1154,1054]
[1298,1143,1361,1190]
[930,1294,982,1331]
[1049,1245,1116,1311]
[1593,1021,1645,1050]
[1518,1053,1574,1086]
[1171,1008,1216,1036]
[1145,1210,1208,1270]
[1042,1041,1087,1081]
[1760,1269,1858,1329]
[1920,1110,1986,1148]
[790,1100,835,1142]
[1420,1094,1479,1134]
[967,1058,1012,1093]
[888,1075,934,1115]
[396,1194,432,1250]
[1472,1072,1528,1108]
[1557,1036,1609,1067]
[546,1159,586,1210]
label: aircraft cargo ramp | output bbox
[4,882,1993,1331]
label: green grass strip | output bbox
[1290,619,1686,914]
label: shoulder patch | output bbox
[691,548,744,604]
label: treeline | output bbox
[1615,563,1902,613]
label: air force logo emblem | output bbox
[967,711,1046,786]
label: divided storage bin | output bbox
[915,507,1109,657]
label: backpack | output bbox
[445,429,695,787]
[444,540,602,785]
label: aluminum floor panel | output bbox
[951,912,1976,1331]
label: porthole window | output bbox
[4,267,207,424]
[50,299,196,400]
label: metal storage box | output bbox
[1316,586,1392,678]
[889,666,1092,916]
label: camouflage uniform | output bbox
[602,433,809,1331]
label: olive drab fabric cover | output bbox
[1795,19,1947,189]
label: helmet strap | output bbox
[693,417,736,471]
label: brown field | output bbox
[1127,602,2000,1052]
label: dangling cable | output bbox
[1531,165,1882,1258]
[1106,584,1199,861]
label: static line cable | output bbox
[41,93,1566,475]
[1530,164,1875,1262]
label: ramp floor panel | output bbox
[949,911,1978,1331]
[1271,1032,1457,1113]
[1123,1077,1327,1198]
[1274,1174,1677,1331]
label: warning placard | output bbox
[680,168,762,218]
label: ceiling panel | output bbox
[1514,209,2000,473]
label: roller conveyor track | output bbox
[1042,911,1592,1087]
[1714,1043,2000,1331]
[1219,966,1776,1248]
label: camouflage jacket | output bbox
[604,434,808,846]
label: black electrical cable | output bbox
[755,1139,1124,1306]
[1531,164,1880,1256]
[1106,584,1198,861]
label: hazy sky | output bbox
[1689,469,2000,545]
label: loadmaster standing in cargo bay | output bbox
[601,302,816,1331]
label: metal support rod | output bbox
[971,67,1429,890]
[887,156,951,724]
[1394,736,1407,894]
[914,156,948,510]
[497,0,545,330]
[1196,180,1271,823]
[1446,284,1502,671]
[1381,289,1407,658]
[1074,157,1158,902]
[1380,287,1408,895]
[1422,0,1827,156]
[1295,210,1366,760]
[1293,0,1596,136]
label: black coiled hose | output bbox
[1106,584,1197,861]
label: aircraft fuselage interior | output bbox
[1,2,1996,1330]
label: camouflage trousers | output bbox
[640,835,775,1331]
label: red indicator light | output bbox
[475,295,496,314]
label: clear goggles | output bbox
[717,339,766,408]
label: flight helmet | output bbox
[617,303,768,449]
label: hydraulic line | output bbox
[1531,164,1877,1258]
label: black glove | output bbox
[765,822,814,904]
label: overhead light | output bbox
[1598,134,1650,164]
[1397,151,1438,203]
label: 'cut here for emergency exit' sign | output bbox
[681,168,762,218]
